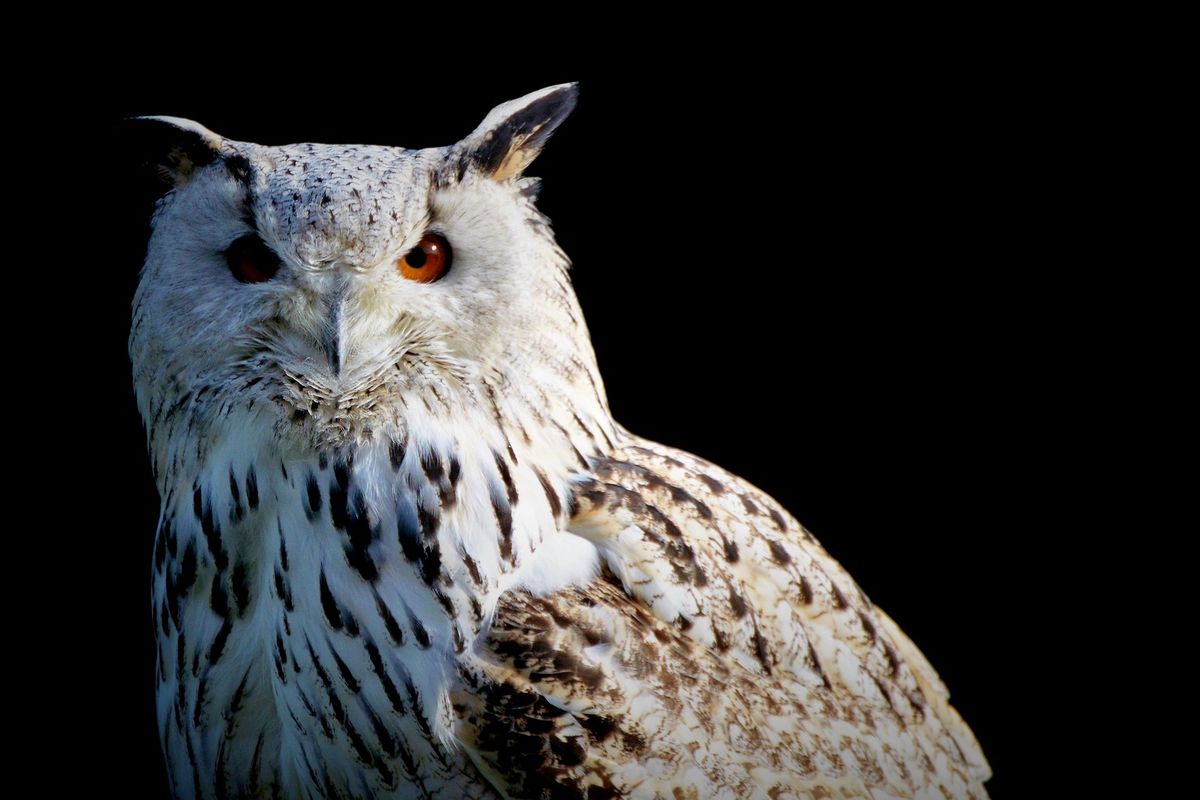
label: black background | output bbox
[37,42,1108,798]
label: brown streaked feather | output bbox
[455,438,989,799]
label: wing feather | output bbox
[454,436,989,799]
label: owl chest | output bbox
[152,441,527,799]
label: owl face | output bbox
[129,85,586,444]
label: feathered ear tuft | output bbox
[115,116,224,187]
[450,83,578,182]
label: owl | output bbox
[129,84,990,800]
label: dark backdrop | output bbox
[45,50,1088,799]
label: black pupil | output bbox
[407,246,428,269]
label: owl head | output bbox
[127,84,602,450]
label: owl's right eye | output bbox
[225,235,282,284]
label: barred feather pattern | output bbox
[133,86,989,799]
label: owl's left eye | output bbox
[225,235,282,284]
[397,233,452,284]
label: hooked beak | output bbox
[322,274,349,377]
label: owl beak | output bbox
[322,275,349,378]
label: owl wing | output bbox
[454,436,990,799]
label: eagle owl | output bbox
[129,84,990,799]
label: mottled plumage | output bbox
[129,85,989,799]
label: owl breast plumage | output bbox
[129,85,990,800]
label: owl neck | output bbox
[152,355,620,637]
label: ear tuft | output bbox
[454,83,578,181]
[116,116,224,186]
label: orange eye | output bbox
[397,233,452,283]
